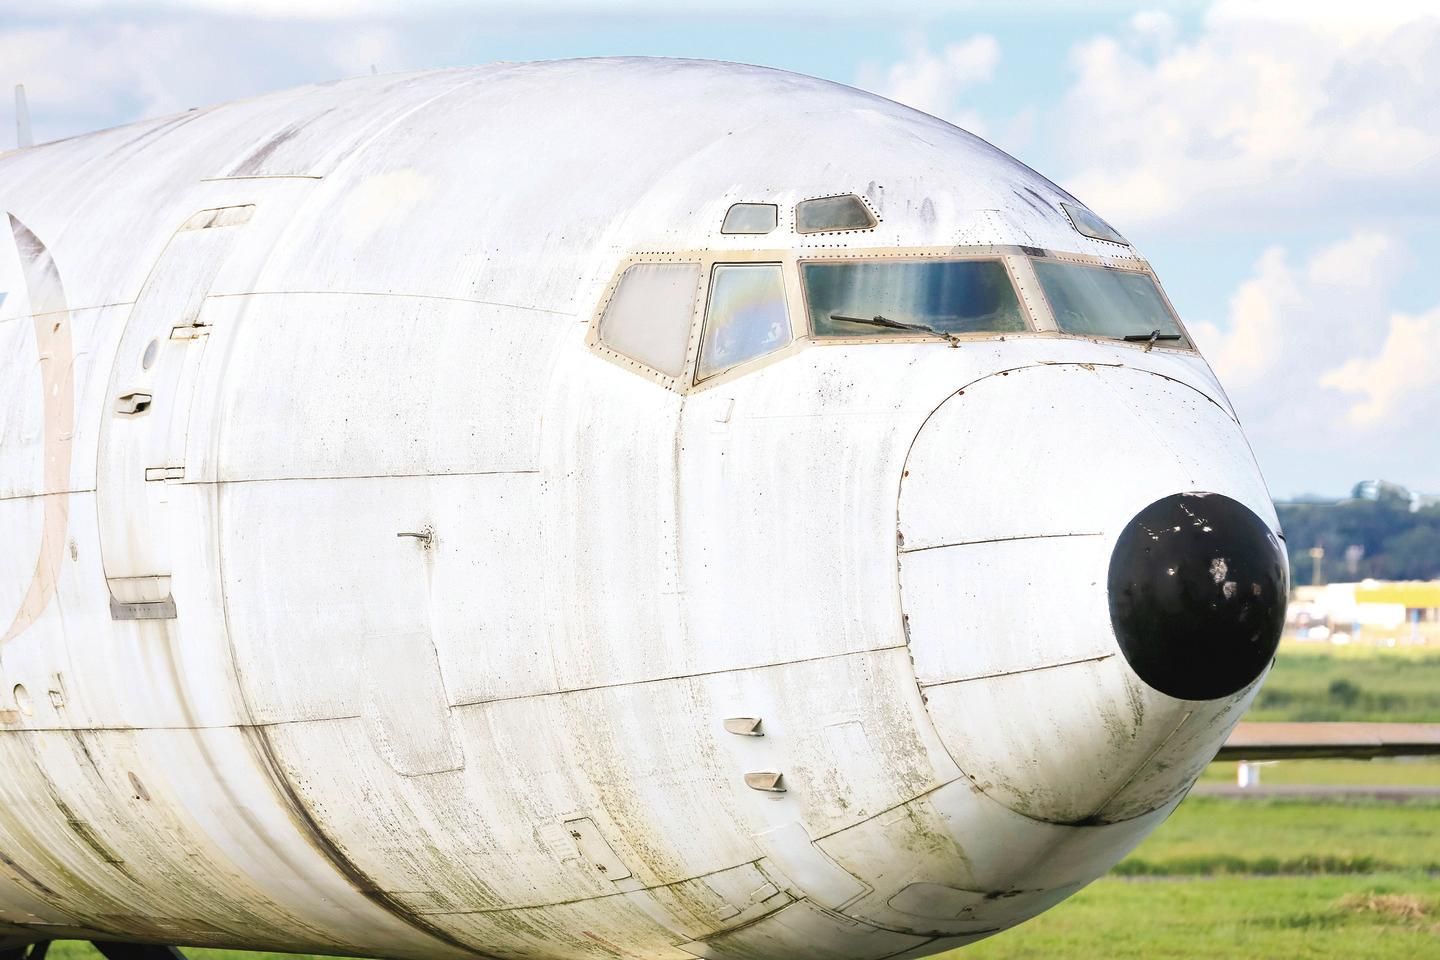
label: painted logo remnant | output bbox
[1,215,74,644]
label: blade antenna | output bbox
[15,84,33,148]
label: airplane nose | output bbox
[897,362,1286,825]
[1109,492,1287,701]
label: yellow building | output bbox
[1288,580,1440,642]
[1354,581,1440,618]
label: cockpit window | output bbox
[721,203,778,235]
[1059,202,1128,245]
[802,259,1026,339]
[598,263,700,376]
[697,263,791,380]
[1032,259,1188,346]
[795,195,877,234]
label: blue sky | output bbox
[2,0,1438,500]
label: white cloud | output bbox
[326,26,402,76]
[1056,8,1440,231]
[13,0,1064,19]
[1127,10,1178,53]
[856,34,1000,133]
[1193,230,1440,495]
[1321,308,1440,426]
[1189,246,1301,390]
[6,0,465,18]
[1305,230,1403,288]
[0,19,426,145]
[1209,0,1440,36]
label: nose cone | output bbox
[1109,492,1287,701]
[898,362,1283,825]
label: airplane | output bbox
[0,56,1313,960]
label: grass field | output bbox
[958,875,1440,959]
[954,794,1440,959]
[1113,795,1440,876]
[1251,642,1440,722]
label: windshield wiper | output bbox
[1123,329,1183,352]
[830,313,960,348]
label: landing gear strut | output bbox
[0,944,45,960]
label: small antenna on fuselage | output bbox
[14,84,33,149]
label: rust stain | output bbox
[2,215,75,645]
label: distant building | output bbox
[1289,580,1440,642]
[1351,480,1440,512]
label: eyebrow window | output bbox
[598,263,701,377]
[1060,202,1128,245]
[721,203,778,235]
[696,263,791,381]
[795,195,877,234]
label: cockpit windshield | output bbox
[803,259,1026,339]
[1032,259,1188,346]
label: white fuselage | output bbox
[0,59,1280,960]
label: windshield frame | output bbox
[587,244,1196,395]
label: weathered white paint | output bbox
[0,58,1281,959]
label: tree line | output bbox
[1277,490,1440,585]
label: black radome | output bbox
[1108,493,1287,701]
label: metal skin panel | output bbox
[0,728,459,959]
[216,473,548,722]
[816,781,1182,936]
[680,899,930,960]
[537,354,688,691]
[0,59,1285,959]
[898,535,1116,682]
[210,294,565,482]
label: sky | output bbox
[1,0,1437,500]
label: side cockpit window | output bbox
[598,263,701,377]
[697,263,791,381]
[1032,259,1189,347]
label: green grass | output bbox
[1114,796,1440,875]
[1250,643,1440,721]
[953,792,1440,958]
[955,875,1440,959]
